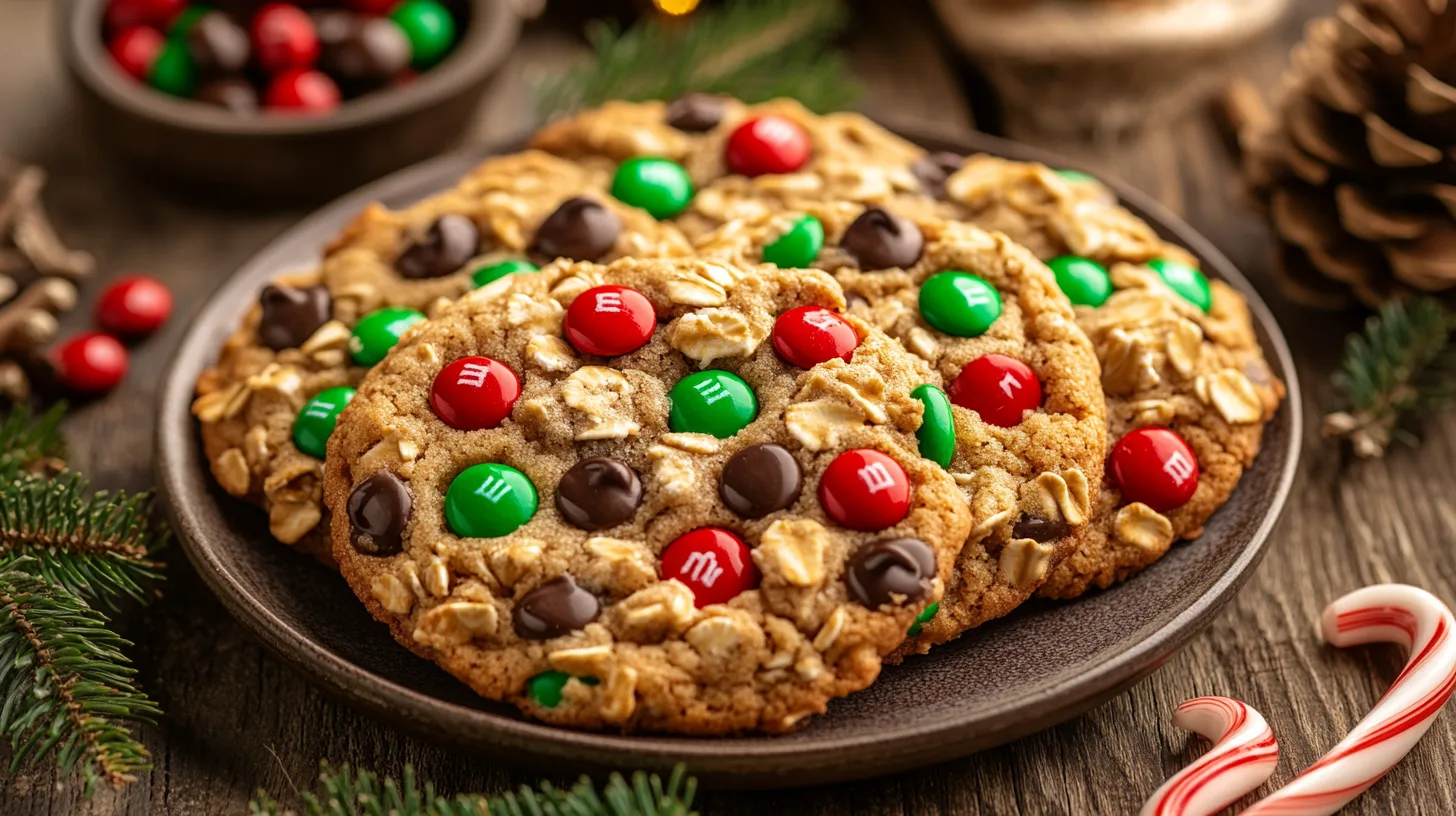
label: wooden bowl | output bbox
[56,0,521,206]
[155,129,1301,788]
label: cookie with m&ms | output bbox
[693,205,1108,657]
[919,153,1285,598]
[321,256,971,735]
[192,150,691,557]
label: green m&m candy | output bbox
[1054,169,1098,185]
[350,307,425,366]
[445,463,537,538]
[1149,258,1212,312]
[908,601,939,635]
[526,671,598,708]
[391,0,457,69]
[910,384,954,469]
[472,258,537,288]
[918,271,1002,337]
[668,370,757,439]
[148,39,196,97]
[293,386,355,459]
[1047,256,1112,308]
[611,158,694,219]
[761,214,824,268]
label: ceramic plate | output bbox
[156,130,1301,789]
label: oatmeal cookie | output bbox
[322,257,972,733]
[693,204,1107,653]
[194,151,692,552]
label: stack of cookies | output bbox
[193,96,1285,735]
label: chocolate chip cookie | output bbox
[194,151,692,552]
[322,257,973,733]
[693,204,1107,654]
[929,155,1286,597]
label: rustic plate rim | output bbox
[154,127,1302,786]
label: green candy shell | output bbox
[148,39,196,98]
[292,386,356,459]
[668,370,757,439]
[349,307,425,366]
[918,271,1002,337]
[611,157,694,219]
[527,671,598,708]
[1047,256,1112,308]
[761,214,824,268]
[908,601,940,635]
[910,384,954,469]
[1149,258,1212,312]
[391,0,457,69]
[445,463,537,539]
[472,258,538,288]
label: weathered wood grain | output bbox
[2,0,1452,813]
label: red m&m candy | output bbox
[105,0,186,32]
[948,354,1042,428]
[562,285,655,357]
[349,0,403,12]
[252,3,320,73]
[430,356,520,431]
[771,306,858,369]
[818,449,911,531]
[108,26,165,80]
[95,275,172,338]
[659,527,759,607]
[725,116,811,177]
[51,332,129,395]
[265,68,340,112]
[1109,427,1199,512]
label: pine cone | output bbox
[1239,0,1456,309]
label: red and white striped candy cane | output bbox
[1241,584,1456,815]
[1139,696,1279,816]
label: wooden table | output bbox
[4,0,1452,813]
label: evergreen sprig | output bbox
[0,473,167,609]
[0,557,161,794]
[250,762,699,816]
[538,0,858,117]
[1324,297,1456,456]
[0,403,64,481]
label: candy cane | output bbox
[1139,696,1279,816]
[1241,584,1456,815]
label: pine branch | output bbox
[0,402,64,480]
[0,472,167,609]
[538,0,858,117]
[1324,297,1456,456]
[0,557,160,794]
[250,761,699,816]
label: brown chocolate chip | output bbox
[396,214,481,279]
[910,151,963,198]
[840,207,924,271]
[719,444,802,519]
[257,284,331,351]
[512,575,600,640]
[555,458,643,531]
[318,15,411,85]
[347,471,412,556]
[533,197,622,262]
[846,538,936,608]
[665,93,725,132]
[187,12,250,74]
[1012,514,1070,542]
[194,77,259,114]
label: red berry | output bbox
[265,68,340,112]
[725,116,812,177]
[818,449,911,532]
[105,0,186,32]
[52,332,129,395]
[95,275,173,338]
[348,0,402,12]
[562,285,656,357]
[771,306,858,369]
[948,354,1042,428]
[108,26,165,80]
[1109,427,1199,512]
[252,3,319,73]
[659,527,759,607]
[430,357,520,431]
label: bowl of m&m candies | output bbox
[58,0,521,204]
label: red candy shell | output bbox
[95,275,173,338]
[948,354,1042,428]
[725,116,812,177]
[771,306,858,369]
[52,332,129,395]
[1109,427,1199,512]
[659,527,759,607]
[818,449,911,531]
[108,26,165,80]
[252,2,319,72]
[265,68,340,112]
[562,285,656,357]
[430,356,520,431]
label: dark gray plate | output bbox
[155,130,1302,789]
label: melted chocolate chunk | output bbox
[840,207,924,271]
[910,151,963,198]
[846,538,936,608]
[719,444,802,518]
[257,284,331,350]
[665,93,725,132]
[347,471,412,556]
[555,458,643,531]
[1012,514,1070,543]
[396,214,481,279]
[513,576,601,640]
[532,197,621,262]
